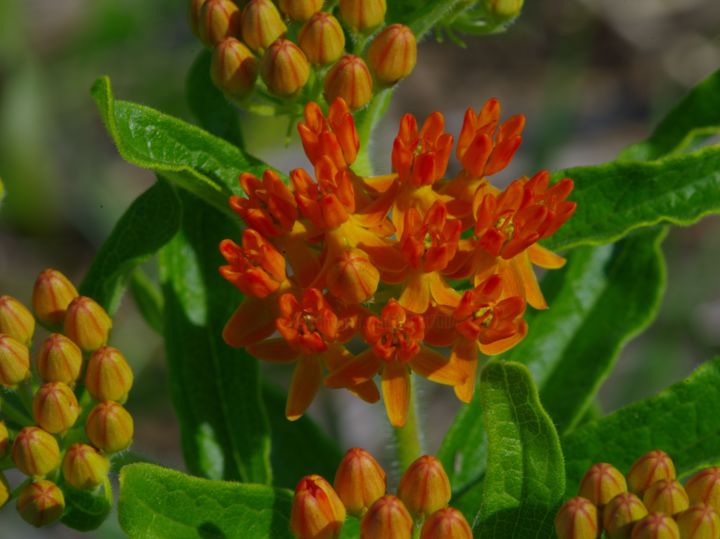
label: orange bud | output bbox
[32,268,79,328]
[676,505,720,539]
[631,512,680,539]
[326,248,379,304]
[198,0,242,48]
[686,467,720,512]
[0,472,9,509]
[628,450,676,494]
[279,0,323,21]
[643,479,689,516]
[0,420,8,459]
[0,295,35,344]
[579,462,628,506]
[62,443,110,490]
[298,12,346,65]
[360,495,413,539]
[12,426,61,477]
[291,474,346,539]
[241,0,287,53]
[36,333,83,384]
[189,0,209,38]
[339,0,386,31]
[260,39,310,97]
[32,382,81,434]
[397,455,451,518]
[85,401,134,453]
[16,480,65,527]
[420,507,473,539]
[63,296,112,352]
[367,24,417,85]
[211,38,258,99]
[323,55,373,110]
[604,493,648,539]
[333,448,386,516]
[85,346,134,402]
[555,497,598,539]
[0,333,30,387]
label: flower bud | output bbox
[189,0,208,38]
[323,55,373,110]
[36,333,83,384]
[12,426,61,477]
[555,497,598,539]
[16,480,65,527]
[85,401,134,453]
[0,421,8,459]
[32,382,81,434]
[63,296,112,352]
[198,0,242,48]
[279,0,323,21]
[367,24,417,85]
[0,333,30,387]
[676,505,720,539]
[298,12,346,65]
[604,493,648,539]
[260,39,310,97]
[579,462,628,506]
[333,448,386,516]
[628,450,676,494]
[327,248,379,306]
[338,0,386,31]
[32,268,78,328]
[361,495,413,539]
[0,472,9,509]
[85,346,134,402]
[0,295,35,344]
[211,38,258,99]
[62,443,110,490]
[397,455,451,518]
[241,0,287,53]
[686,467,720,512]
[484,0,524,20]
[291,474,346,539]
[631,513,680,539]
[643,479,689,516]
[421,507,473,539]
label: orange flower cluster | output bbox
[220,97,576,427]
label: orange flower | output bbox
[219,229,287,298]
[298,99,359,170]
[231,169,296,237]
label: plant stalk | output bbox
[393,373,422,473]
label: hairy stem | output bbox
[393,373,422,473]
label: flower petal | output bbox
[286,355,323,421]
[479,320,528,355]
[247,338,299,363]
[398,273,431,314]
[410,346,467,386]
[324,348,381,388]
[510,253,548,310]
[528,243,566,269]
[428,273,461,309]
[381,361,410,428]
[223,298,276,348]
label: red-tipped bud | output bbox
[85,346,134,402]
[198,0,242,48]
[339,0,386,31]
[323,55,373,111]
[643,479,689,516]
[0,472,9,509]
[0,295,35,344]
[361,495,413,539]
[32,268,79,329]
[36,333,83,385]
[85,401,134,453]
[211,38,258,99]
[62,443,110,490]
[555,497,598,539]
[241,0,287,53]
[631,513,680,539]
[298,12,346,65]
[16,480,65,527]
[628,450,676,494]
[260,39,310,97]
[0,421,8,459]
[279,0,323,21]
[63,296,113,352]
[291,474,346,539]
[579,462,628,506]
[397,455,451,518]
[333,448,386,516]
[676,505,720,539]
[367,24,417,85]
[604,493,649,539]
[32,382,81,434]
[686,467,720,512]
[12,426,61,477]
[0,334,30,387]
[420,507,473,539]
[189,0,209,38]
[326,248,379,304]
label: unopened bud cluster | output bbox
[0,269,134,528]
[190,0,417,109]
[556,450,720,539]
[291,448,471,539]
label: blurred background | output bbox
[1,0,719,536]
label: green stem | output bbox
[393,374,422,472]
[353,89,394,177]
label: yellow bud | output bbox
[189,0,209,38]
[339,0,386,31]
[63,296,112,352]
[367,24,417,85]
[686,468,720,512]
[62,443,110,490]
[0,295,35,344]
[32,268,78,328]
[0,472,9,509]
[0,420,8,459]
[484,0,524,19]
[420,507,473,539]
[16,480,65,527]
[676,505,720,539]
[32,382,81,434]
[279,0,324,21]
[36,333,83,385]
[298,12,346,65]
[631,512,680,539]
[291,474,346,539]
[85,346,134,402]
[12,426,61,477]
[211,38,259,100]
[85,401,134,453]
[333,447,386,516]
[555,497,598,539]
[643,480,689,516]
[628,450,676,494]
[579,462,628,506]
[604,493,648,539]
[360,495,413,539]
[260,39,310,97]
[324,55,373,111]
[241,0,287,53]
[0,333,30,387]
[397,455,451,518]
[198,0,242,48]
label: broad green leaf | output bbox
[473,361,565,538]
[79,179,181,314]
[119,463,293,539]
[60,479,113,532]
[129,268,164,334]
[159,191,271,484]
[563,356,720,496]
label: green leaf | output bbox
[119,463,294,539]
[388,0,475,37]
[158,191,271,484]
[79,179,181,314]
[563,356,720,496]
[60,479,113,532]
[129,268,165,334]
[473,361,565,538]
